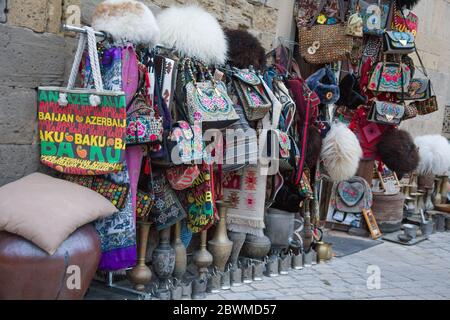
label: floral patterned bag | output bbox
[232,67,272,121]
[182,58,239,130]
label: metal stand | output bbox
[93,271,153,300]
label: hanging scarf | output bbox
[84,44,137,270]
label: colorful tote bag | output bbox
[358,0,392,35]
[179,164,217,233]
[38,27,126,175]
[368,61,411,93]
[182,58,239,130]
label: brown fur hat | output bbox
[224,28,266,70]
[306,125,323,170]
[377,128,419,177]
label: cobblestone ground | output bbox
[204,232,450,300]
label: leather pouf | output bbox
[0,224,100,300]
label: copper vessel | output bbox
[193,230,213,279]
[315,242,332,263]
[208,201,233,272]
[172,221,187,280]
[127,221,152,291]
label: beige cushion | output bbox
[0,173,117,255]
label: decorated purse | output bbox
[136,189,154,220]
[358,0,392,36]
[346,11,364,38]
[400,78,432,101]
[61,174,129,210]
[183,58,239,130]
[383,31,415,54]
[392,4,419,37]
[168,121,205,164]
[166,165,201,190]
[402,103,418,120]
[179,164,217,233]
[411,96,439,115]
[273,80,296,132]
[149,170,186,231]
[126,94,164,145]
[368,60,411,93]
[367,101,405,125]
[232,67,272,121]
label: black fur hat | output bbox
[336,74,367,110]
[224,28,266,70]
[396,0,420,9]
[377,128,419,178]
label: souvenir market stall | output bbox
[1,0,449,300]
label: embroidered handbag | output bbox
[136,189,154,220]
[38,27,126,175]
[183,58,239,130]
[168,121,205,164]
[149,169,186,231]
[392,3,419,37]
[368,60,411,93]
[383,31,415,54]
[367,101,405,125]
[272,80,296,132]
[232,67,272,121]
[411,96,439,115]
[179,164,217,233]
[126,94,164,145]
[166,165,201,190]
[346,12,364,37]
[299,0,353,65]
[359,0,392,35]
[401,78,432,101]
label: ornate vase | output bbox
[127,221,152,291]
[152,227,175,294]
[302,200,313,253]
[193,230,213,279]
[172,221,187,281]
[208,201,233,273]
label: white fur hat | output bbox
[157,5,227,65]
[92,0,160,46]
[414,135,450,175]
[321,123,363,182]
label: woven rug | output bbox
[223,165,266,237]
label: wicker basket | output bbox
[299,24,353,65]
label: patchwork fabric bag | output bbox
[38,27,126,175]
[182,58,239,130]
[232,67,272,121]
[367,101,405,125]
[135,189,154,220]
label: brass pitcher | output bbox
[208,200,233,273]
[172,221,187,280]
[193,230,213,279]
[127,221,152,291]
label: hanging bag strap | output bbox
[67,26,103,91]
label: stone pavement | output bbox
[204,232,450,300]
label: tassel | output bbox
[144,158,151,175]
